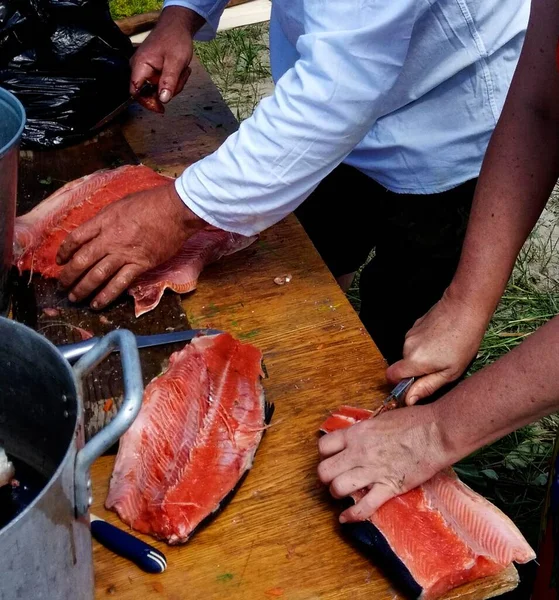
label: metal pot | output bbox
[0,317,143,600]
[0,88,25,316]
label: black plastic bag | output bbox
[0,0,134,149]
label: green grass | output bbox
[194,24,271,121]
[110,0,162,20]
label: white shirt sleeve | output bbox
[174,0,427,236]
[163,0,229,40]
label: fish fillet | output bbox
[320,406,535,600]
[129,229,257,317]
[106,332,269,544]
[13,165,256,316]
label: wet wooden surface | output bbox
[87,57,522,600]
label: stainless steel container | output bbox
[0,318,143,600]
[0,88,25,315]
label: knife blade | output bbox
[382,377,415,410]
[91,82,157,131]
[57,328,222,364]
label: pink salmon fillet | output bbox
[106,332,268,544]
[13,165,256,316]
[129,229,257,317]
[320,406,536,599]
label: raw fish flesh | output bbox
[13,165,256,316]
[320,406,536,600]
[14,165,169,279]
[106,332,271,544]
[0,447,14,488]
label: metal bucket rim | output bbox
[0,317,80,537]
[0,87,26,159]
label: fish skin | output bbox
[129,229,258,317]
[106,332,267,544]
[320,406,535,600]
[13,165,257,316]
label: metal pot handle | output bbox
[72,330,143,517]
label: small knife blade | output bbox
[57,328,222,364]
[382,377,415,410]
[91,82,157,131]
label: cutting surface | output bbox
[13,54,521,599]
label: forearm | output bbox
[449,105,559,320]
[175,0,425,236]
[435,315,559,462]
[449,0,559,321]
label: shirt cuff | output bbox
[162,0,221,40]
[174,177,259,237]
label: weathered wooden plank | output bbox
[115,11,160,37]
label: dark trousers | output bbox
[295,164,476,368]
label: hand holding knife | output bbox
[91,82,159,131]
[378,377,415,414]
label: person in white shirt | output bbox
[56,0,528,371]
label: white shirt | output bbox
[164,0,529,237]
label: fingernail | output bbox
[408,395,419,405]
[56,256,61,265]
[159,89,172,103]
[91,301,99,310]
[339,515,347,524]
[68,293,76,303]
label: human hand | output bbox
[56,183,206,309]
[317,404,452,522]
[130,7,203,106]
[386,289,489,405]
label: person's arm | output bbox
[56,0,428,306]
[386,0,559,403]
[318,314,559,522]
[173,0,427,236]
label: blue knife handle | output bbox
[91,516,167,574]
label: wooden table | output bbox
[16,57,520,599]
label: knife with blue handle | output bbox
[57,328,222,364]
[90,513,167,574]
